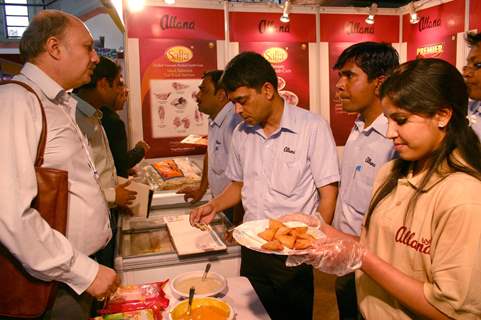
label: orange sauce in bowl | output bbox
[170,298,232,320]
[173,305,230,320]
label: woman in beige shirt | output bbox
[289,59,481,319]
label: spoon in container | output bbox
[201,263,211,281]
[187,286,195,316]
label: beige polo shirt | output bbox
[356,161,481,319]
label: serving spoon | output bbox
[201,262,211,281]
[187,286,195,316]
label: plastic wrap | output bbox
[98,281,169,320]
[143,158,201,191]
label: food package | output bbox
[98,281,169,320]
[143,158,201,191]
[91,309,155,319]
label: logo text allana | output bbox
[395,226,431,254]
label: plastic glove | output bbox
[286,237,366,276]
[278,212,323,228]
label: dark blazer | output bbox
[100,106,144,178]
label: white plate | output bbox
[233,219,324,255]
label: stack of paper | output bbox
[165,215,227,256]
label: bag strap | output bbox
[0,80,46,167]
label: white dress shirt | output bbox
[225,102,340,222]
[207,102,242,197]
[74,95,118,206]
[0,63,111,294]
[332,114,396,236]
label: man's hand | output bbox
[86,265,119,300]
[177,185,206,203]
[189,202,218,226]
[115,180,137,207]
[135,140,150,153]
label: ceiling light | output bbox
[365,2,377,25]
[164,0,176,4]
[127,0,144,12]
[280,0,290,23]
[409,1,419,24]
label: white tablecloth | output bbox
[164,276,270,319]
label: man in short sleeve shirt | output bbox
[177,70,242,222]
[463,32,481,140]
[331,42,399,319]
[190,52,339,319]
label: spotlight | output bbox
[280,0,290,23]
[365,2,377,25]
[409,1,419,24]
[127,0,145,12]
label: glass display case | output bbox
[114,199,241,285]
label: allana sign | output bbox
[127,7,224,40]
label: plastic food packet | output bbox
[143,158,201,191]
[98,281,169,320]
[91,309,155,319]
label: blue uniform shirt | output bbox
[225,102,340,222]
[332,114,396,236]
[207,102,242,197]
[468,100,481,141]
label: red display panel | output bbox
[319,14,399,43]
[469,0,481,32]
[238,42,310,110]
[403,0,464,65]
[139,39,217,157]
[126,7,224,40]
[229,12,316,43]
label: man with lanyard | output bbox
[464,31,481,139]
[0,10,118,319]
[190,52,339,319]
[177,70,242,223]
[74,56,138,269]
[330,42,399,319]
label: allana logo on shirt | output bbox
[364,156,376,167]
[283,146,295,154]
[165,46,193,63]
[395,226,431,255]
[263,47,288,64]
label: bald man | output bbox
[0,10,118,319]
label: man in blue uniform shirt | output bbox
[464,32,481,139]
[331,42,399,319]
[190,52,340,319]
[177,70,242,222]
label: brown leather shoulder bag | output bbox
[0,80,68,318]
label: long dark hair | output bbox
[365,58,481,229]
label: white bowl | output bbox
[169,297,234,320]
[170,270,227,299]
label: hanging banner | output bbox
[403,0,464,65]
[320,14,398,146]
[238,42,310,109]
[139,39,217,157]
